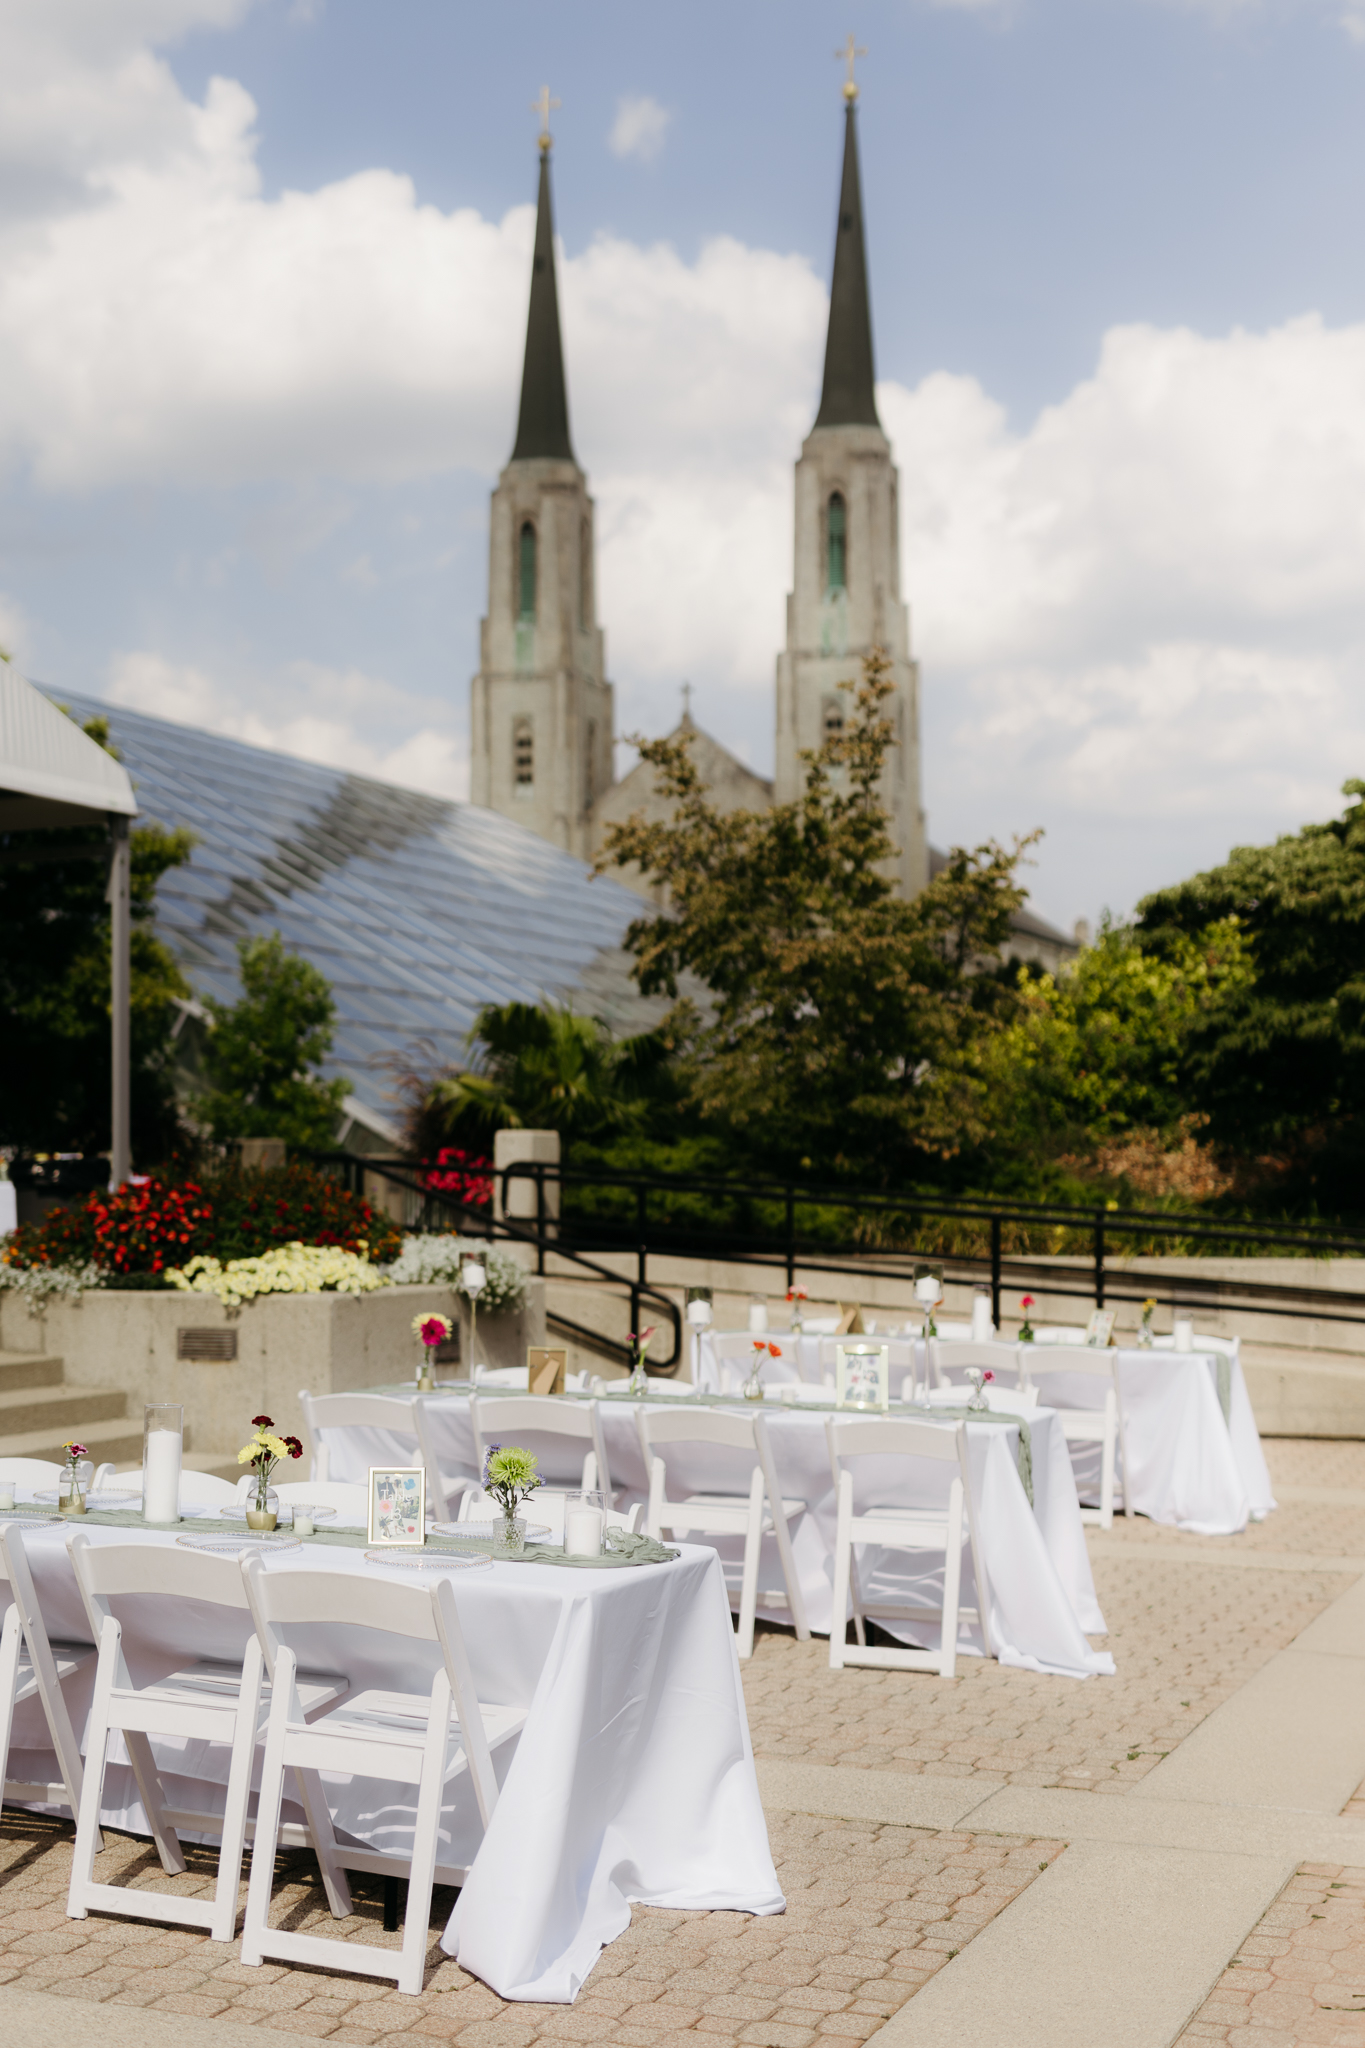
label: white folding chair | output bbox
[470,1394,612,1502]
[104,1468,240,1508]
[65,1534,351,1941]
[0,1458,62,1492]
[297,1390,467,1520]
[1027,1352,1129,1529]
[262,1479,369,1524]
[0,1524,97,1836]
[710,1333,801,1394]
[638,1408,810,1658]
[239,1555,527,1996]
[826,1415,993,1679]
[455,1489,644,1539]
[928,1338,1031,1392]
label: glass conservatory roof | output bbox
[57,691,653,1138]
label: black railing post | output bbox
[785,1184,796,1291]
[637,1183,649,1296]
[536,1164,546,1277]
[1094,1211,1106,1308]
[990,1215,1002,1329]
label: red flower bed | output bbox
[2,1163,402,1280]
[421,1147,492,1207]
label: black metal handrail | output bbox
[493,1158,1365,1336]
[305,1151,682,1371]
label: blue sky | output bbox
[3,0,1365,933]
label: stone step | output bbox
[0,1416,153,1468]
[0,1351,65,1393]
[0,1382,126,1439]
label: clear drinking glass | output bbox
[142,1403,183,1524]
[563,1488,608,1557]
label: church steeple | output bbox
[775,56,927,899]
[813,96,879,431]
[470,94,614,860]
[510,140,575,463]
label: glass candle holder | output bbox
[563,1489,608,1557]
[143,1403,184,1524]
[748,1296,768,1333]
[1173,1314,1194,1354]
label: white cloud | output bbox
[608,95,671,164]
[106,650,468,798]
[9,4,1365,922]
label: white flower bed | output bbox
[167,1242,387,1310]
[383,1233,527,1313]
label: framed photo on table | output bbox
[1084,1310,1117,1348]
[836,1343,890,1411]
[367,1466,425,1546]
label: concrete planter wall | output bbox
[0,1281,544,1456]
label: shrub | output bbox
[383,1233,526,1312]
[0,1162,400,1280]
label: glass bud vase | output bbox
[497,1509,526,1556]
[58,1460,92,1516]
[246,1480,279,1532]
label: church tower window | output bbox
[518,521,537,621]
[513,715,534,792]
[826,492,847,592]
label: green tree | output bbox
[0,713,193,1158]
[983,916,1252,1155]
[1135,779,1365,1158]
[196,932,348,1149]
[595,650,1034,1179]
[417,1000,679,1153]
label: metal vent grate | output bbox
[177,1327,238,1362]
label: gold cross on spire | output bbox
[532,85,560,154]
[836,33,866,102]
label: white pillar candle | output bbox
[143,1427,182,1524]
[915,1276,939,1304]
[748,1299,768,1332]
[971,1294,993,1341]
[1173,1315,1194,1354]
[0,1486,14,1513]
[564,1507,603,1557]
[293,1511,315,1537]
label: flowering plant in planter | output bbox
[1018,1295,1037,1344]
[238,1413,303,1524]
[412,1312,452,1388]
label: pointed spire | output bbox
[510,141,575,463]
[813,99,880,431]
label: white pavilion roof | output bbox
[0,666,137,821]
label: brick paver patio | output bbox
[0,1435,1360,2042]
[1175,1863,1365,2047]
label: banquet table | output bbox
[1026,1347,1276,1536]
[325,1386,1113,1680]
[0,1514,781,2002]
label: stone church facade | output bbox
[470,90,1073,966]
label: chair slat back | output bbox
[0,1459,62,1486]
[1027,1350,1118,1377]
[68,1534,250,1610]
[299,1389,450,1514]
[827,1415,962,1464]
[640,1408,757,1452]
[472,1396,594,1440]
[241,1557,438,1641]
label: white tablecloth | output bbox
[3,1519,781,2002]
[323,1390,1112,1680]
[1026,1348,1276,1536]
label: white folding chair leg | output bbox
[940,1479,964,1681]
[735,1466,765,1660]
[0,1609,25,1807]
[241,1671,294,1966]
[1099,1389,1117,1532]
[312,1443,331,1484]
[209,1635,265,1941]
[397,1669,453,1995]
[829,1472,852,1670]
[645,1455,667,1542]
[582,1450,598,1493]
[1,1528,97,1844]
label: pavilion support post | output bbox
[108,816,131,1190]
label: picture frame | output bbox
[1084,1309,1117,1348]
[835,1343,890,1412]
[527,1346,568,1397]
[367,1466,426,1547]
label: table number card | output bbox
[1084,1310,1117,1348]
[835,1343,890,1411]
[367,1466,426,1546]
[528,1347,568,1396]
